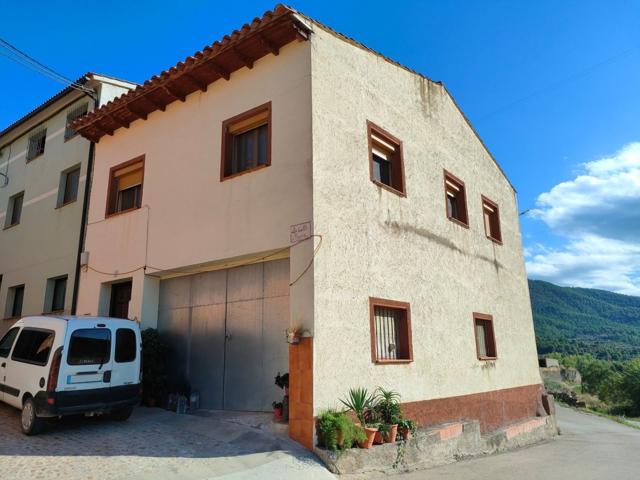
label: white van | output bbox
[0,316,141,435]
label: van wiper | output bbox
[98,356,106,370]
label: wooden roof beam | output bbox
[142,95,166,112]
[232,47,254,69]
[258,33,279,56]
[108,113,130,129]
[124,103,149,121]
[182,73,208,93]
[92,122,114,137]
[162,85,186,103]
[202,60,230,81]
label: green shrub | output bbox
[141,328,168,406]
[317,409,365,451]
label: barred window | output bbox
[65,103,89,140]
[369,298,412,363]
[26,128,47,161]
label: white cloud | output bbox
[526,142,640,296]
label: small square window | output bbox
[26,128,47,161]
[58,166,81,207]
[474,313,497,360]
[444,170,468,227]
[369,297,412,363]
[45,276,67,313]
[65,103,89,140]
[482,196,502,243]
[6,284,25,319]
[367,121,405,196]
[106,157,144,216]
[5,192,24,228]
[221,102,271,180]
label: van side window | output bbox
[0,327,20,358]
[11,328,55,366]
[68,329,111,366]
[115,329,136,363]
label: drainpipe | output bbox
[71,91,99,315]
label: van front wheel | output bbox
[21,398,44,435]
[110,406,133,421]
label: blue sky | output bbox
[1,1,639,294]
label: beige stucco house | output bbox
[72,6,543,449]
[0,74,135,333]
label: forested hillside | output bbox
[529,279,640,360]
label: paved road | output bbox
[0,403,334,480]
[379,406,640,480]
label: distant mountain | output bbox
[529,279,640,361]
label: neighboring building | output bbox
[0,74,136,333]
[72,6,543,449]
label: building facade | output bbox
[0,74,136,333]
[72,6,543,449]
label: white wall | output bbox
[76,41,315,331]
[308,25,541,412]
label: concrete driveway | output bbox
[365,405,640,480]
[0,403,334,480]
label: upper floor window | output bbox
[5,191,24,229]
[367,121,405,196]
[482,196,502,244]
[58,165,81,207]
[45,276,67,313]
[106,157,144,216]
[444,170,468,227]
[26,128,47,161]
[65,103,89,140]
[369,297,413,363]
[474,313,497,360]
[221,102,271,180]
[6,284,24,319]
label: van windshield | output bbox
[68,329,111,366]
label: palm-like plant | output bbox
[340,387,375,426]
[374,387,402,424]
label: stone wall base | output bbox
[315,414,557,475]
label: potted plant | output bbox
[340,387,378,449]
[272,401,283,420]
[316,409,366,451]
[286,325,307,344]
[398,418,417,441]
[374,387,402,443]
[274,372,289,420]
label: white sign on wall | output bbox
[290,222,312,243]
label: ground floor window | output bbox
[474,312,497,360]
[369,297,413,363]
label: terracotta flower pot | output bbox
[384,424,398,443]
[373,430,384,444]
[400,427,412,441]
[273,407,283,419]
[358,426,378,449]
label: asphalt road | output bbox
[382,406,640,480]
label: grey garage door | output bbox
[158,258,290,411]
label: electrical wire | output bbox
[0,38,95,96]
[478,45,640,121]
[85,234,324,287]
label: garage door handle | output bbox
[225,333,232,341]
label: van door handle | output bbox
[103,371,112,383]
[1,362,5,368]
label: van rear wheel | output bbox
[21,398,44,435]
[110,406,133,421]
